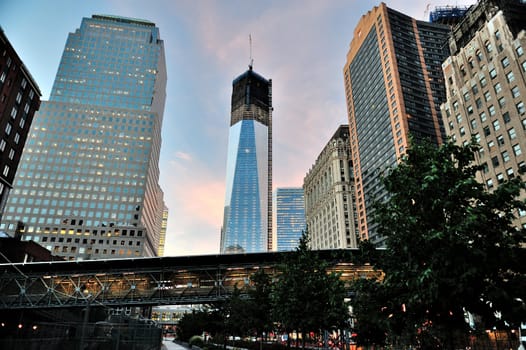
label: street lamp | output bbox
[79,286,92,350]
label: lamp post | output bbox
[79,288,91,350]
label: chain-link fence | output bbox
[0,318,162,350]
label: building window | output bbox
[517,101,526,114]
[460,127,466,136]
[497,135,505,146]
[476,98,483,109]
[508,127,517,139]
[490,68,497,79]
[494,83,502,94]
[507,71,515,83]
[484,91,491,101]
[486,179,494,189]
[470,119,477,129]
[493,120,500,131]
[489,105,496,116]
[500,113,510,125]
[498,97,506,108]
[513,144,522,156]
[0,139,5,151]
[512,86,520,98]
[507,167,514,177]
[5,123,12,135]
[476,50,483,61]
[3,165,9,177]
[484,126,491,136]
[463,92,470,101]
[501,57,510,68]
[8,149,14,160]
[456,114,462,123]
[480,76,487,87]
[502,150,510,162]
[467,105,474,115]
[488,140,495,149]
[485,41,493,53]
[480,112,487,122]
[497,173,504,183]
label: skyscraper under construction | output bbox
[220,66,272,254]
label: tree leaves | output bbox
[351,138,526,348]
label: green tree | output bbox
[271,230,350,348]
[370,139,526,348]
[248,269,273,340]
[348,277,389,348]
[176,309,211,342]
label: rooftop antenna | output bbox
[249,34,254,70]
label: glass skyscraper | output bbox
[273,187,305,252]
[220,66,272,254]
[0,15,167,260]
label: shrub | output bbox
[189,335,205,348]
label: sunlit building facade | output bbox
[441,0,526,228]
[273,187,305,251]
[304,125,358,250]
[343,4,450,246]
[0,15,167,260]
[220,67,272,254]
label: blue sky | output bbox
[0,0,474,256]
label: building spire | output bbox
[249,34,253,70]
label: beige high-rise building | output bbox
[440,0,526,227]
[343,3,452,245]
[303,125,358,249]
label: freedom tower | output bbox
[220,65,272,254]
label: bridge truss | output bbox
[0,250,381,310]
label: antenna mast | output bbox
[249,34,254,70]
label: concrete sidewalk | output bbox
[161,338,191,350]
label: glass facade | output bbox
[273,187,305,252]
[220,68,272,254]
[0,15,167,260]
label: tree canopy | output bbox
[350,139,526,348]
[271,230,350,348]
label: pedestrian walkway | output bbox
[161,338,190,350]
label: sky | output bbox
[0,0,474,257]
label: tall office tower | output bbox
[440,0,526,227]
[273,187,305,252]
[158,204,168,256]
[0,15,167,260]
[0,29,41,220]
[303,125,358,250]
[220,66,272,254]
[343,4,451,245]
